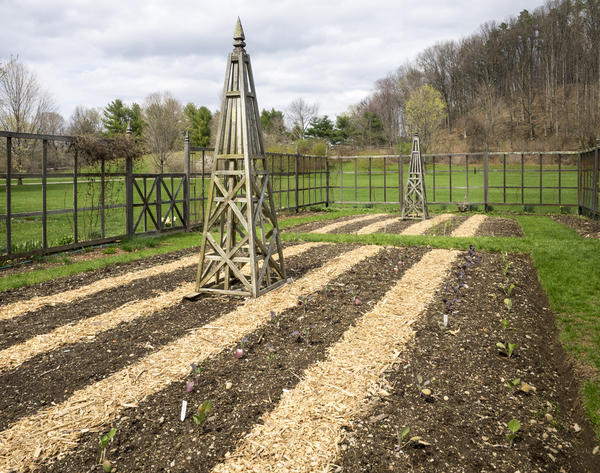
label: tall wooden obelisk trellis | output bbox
[401,134,429,219]
[186,19,286,299]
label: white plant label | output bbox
[443,313,448,327]
[180,400,188,422]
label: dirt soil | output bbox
[337,251,599,472]
[476,217,524,237]
[38,245,429,472]
[0,243,346,433]
[0,246,201,305]
[553,215,600,239]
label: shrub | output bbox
[560,206,572,214]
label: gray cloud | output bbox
[0,0,544,121]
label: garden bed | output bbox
[476,217,523,237]
[0,240,598,472]
[337,251,598,472]
[0,243,346,434]
[0,246,201,305]
[553,215,600,239]
[36,245,429,472]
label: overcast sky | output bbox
[1,0,545,123]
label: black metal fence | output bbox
[0,132,328,261]
[1,129,599,261]
[329,151,583,210]
[580,147,600,218]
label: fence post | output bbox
[73,151,78,243]
[6,137,12,257]
[294,145,299,212]
[483,148,489,212]
[183,131,191,231]
[578,152,582,215]
[398,154,403,212]
[594,139,599,219]
[42,139,48,250]
[325,147,330,207]
[125,124,134,237]
[100,158,105,239]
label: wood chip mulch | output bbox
[337,250,600,472]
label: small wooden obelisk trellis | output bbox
[401,134,429,219]
[187,19,286,299]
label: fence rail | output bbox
[1,130,599,261]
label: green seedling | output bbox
[192,400,213,426]
[265,353,278,363]
[506,377,521,390]
[506,419,521,445]
[98,427,116,471]
[501,318,510,330]
[501,282,515,296]
[395,426,411,449]
[501,252,511,276]
[504,298,513,312]
[496,341,517,358]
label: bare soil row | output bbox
[286,214,523,237]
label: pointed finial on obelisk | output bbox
[233,17,246,49]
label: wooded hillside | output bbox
[359,0,600,152]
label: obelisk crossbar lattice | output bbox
[187,19,286,299]
[401,134,429,219]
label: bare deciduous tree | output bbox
[68,106,103,135]
[0,56,57,176]
[287,98,319,139]
[143,91,184,173]
[0,56,55,133]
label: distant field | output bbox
[0,158,580,255]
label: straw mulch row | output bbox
[283,214,371,234]
[311,213,387,234]
[0,264,195,351]
[0,246,202,306]
[0,245,381,471]
[213,249,458,473]
[400,214,454,235]
[1,254,198,322]
[36,245,429,473]
[327,214,393,234]
[356,215,403,235]
[0,243,335,432]
[424,214,470,236]
[380,218,420,234]
[336,251,600,472]
[450,214,487,237]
